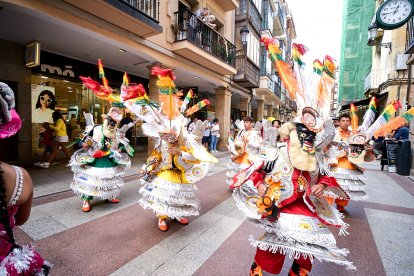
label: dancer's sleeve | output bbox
[318,175,340,188]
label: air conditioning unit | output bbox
[396,54,409,71]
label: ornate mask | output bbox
[296,123,316,155]
[106,117,117,130]
[348,144,366,164]
[160,131,178,144]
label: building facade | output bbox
[0,0,240,163]
[0,0,300,164]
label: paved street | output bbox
[16,155,414,275]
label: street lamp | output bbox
[367,19,378,46]
[240,26,249,45]
[240,25,252,116]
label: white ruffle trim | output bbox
[250,217,338,248]
[71,165,127,178]
[249,236,356,270]
[139,198,200,219]
[140,187,199,207]
[70,182,120,200]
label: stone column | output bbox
[256,99,265,121]
[252,109,258,121]
[215,86,232,151]
[267,105,274,118]
[146,63,174,154]
[239,98,249,118]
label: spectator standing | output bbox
[209,118,220,153]
[202,117,212,148]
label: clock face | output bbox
[376,0,414,30]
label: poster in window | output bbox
[31,84,55,123]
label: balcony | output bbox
[274,81,281,98]
[63,0,162,38]
[173,9,237,75]
[256,74,284,104]
[233,50,260,88]
[273,2,285,36]
[236,0,262,35]
[406,16,414,58]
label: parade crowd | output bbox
[1,39,413,276]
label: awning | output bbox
[339,92,388,112]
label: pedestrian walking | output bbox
[39,111,71,168]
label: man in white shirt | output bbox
[202,117,212,148]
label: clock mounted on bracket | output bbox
[376,0,414,30]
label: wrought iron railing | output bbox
[175,9,236,67]
[235,49,260,86]
[120,0,160,22]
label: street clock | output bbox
[376,0,414,30]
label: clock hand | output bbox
[393,5,400,15]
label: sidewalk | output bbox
[26,147,230,198]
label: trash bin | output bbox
[396,140,411,176]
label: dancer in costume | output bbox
[69,107,134,212]
[69,60,139,212]
[226,116,263,186]
[0,82,52,275]
[231,40,355,275]
[125,66,217,232]
[325,99,401,212]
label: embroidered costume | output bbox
[125,66,217,231]
[69,60,138,212]
[226,117,263,187]
[69,108,134,212]
[231,40,355,275]
[325,99,401,211]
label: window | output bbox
[260,46,267,75]
[247,33,260,66]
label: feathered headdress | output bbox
[80,59,156,108]
[348,99,401,145]
[151,66,182,121]
[359,97,377,133]
[262,37,337,133]
[151,67,211,122]
[374,107,414,138]
[261,37,301,100]
[350,104,358,134]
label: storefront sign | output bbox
[32,51,149,87]
[41,64,74,78]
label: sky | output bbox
[287,0,344,65]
